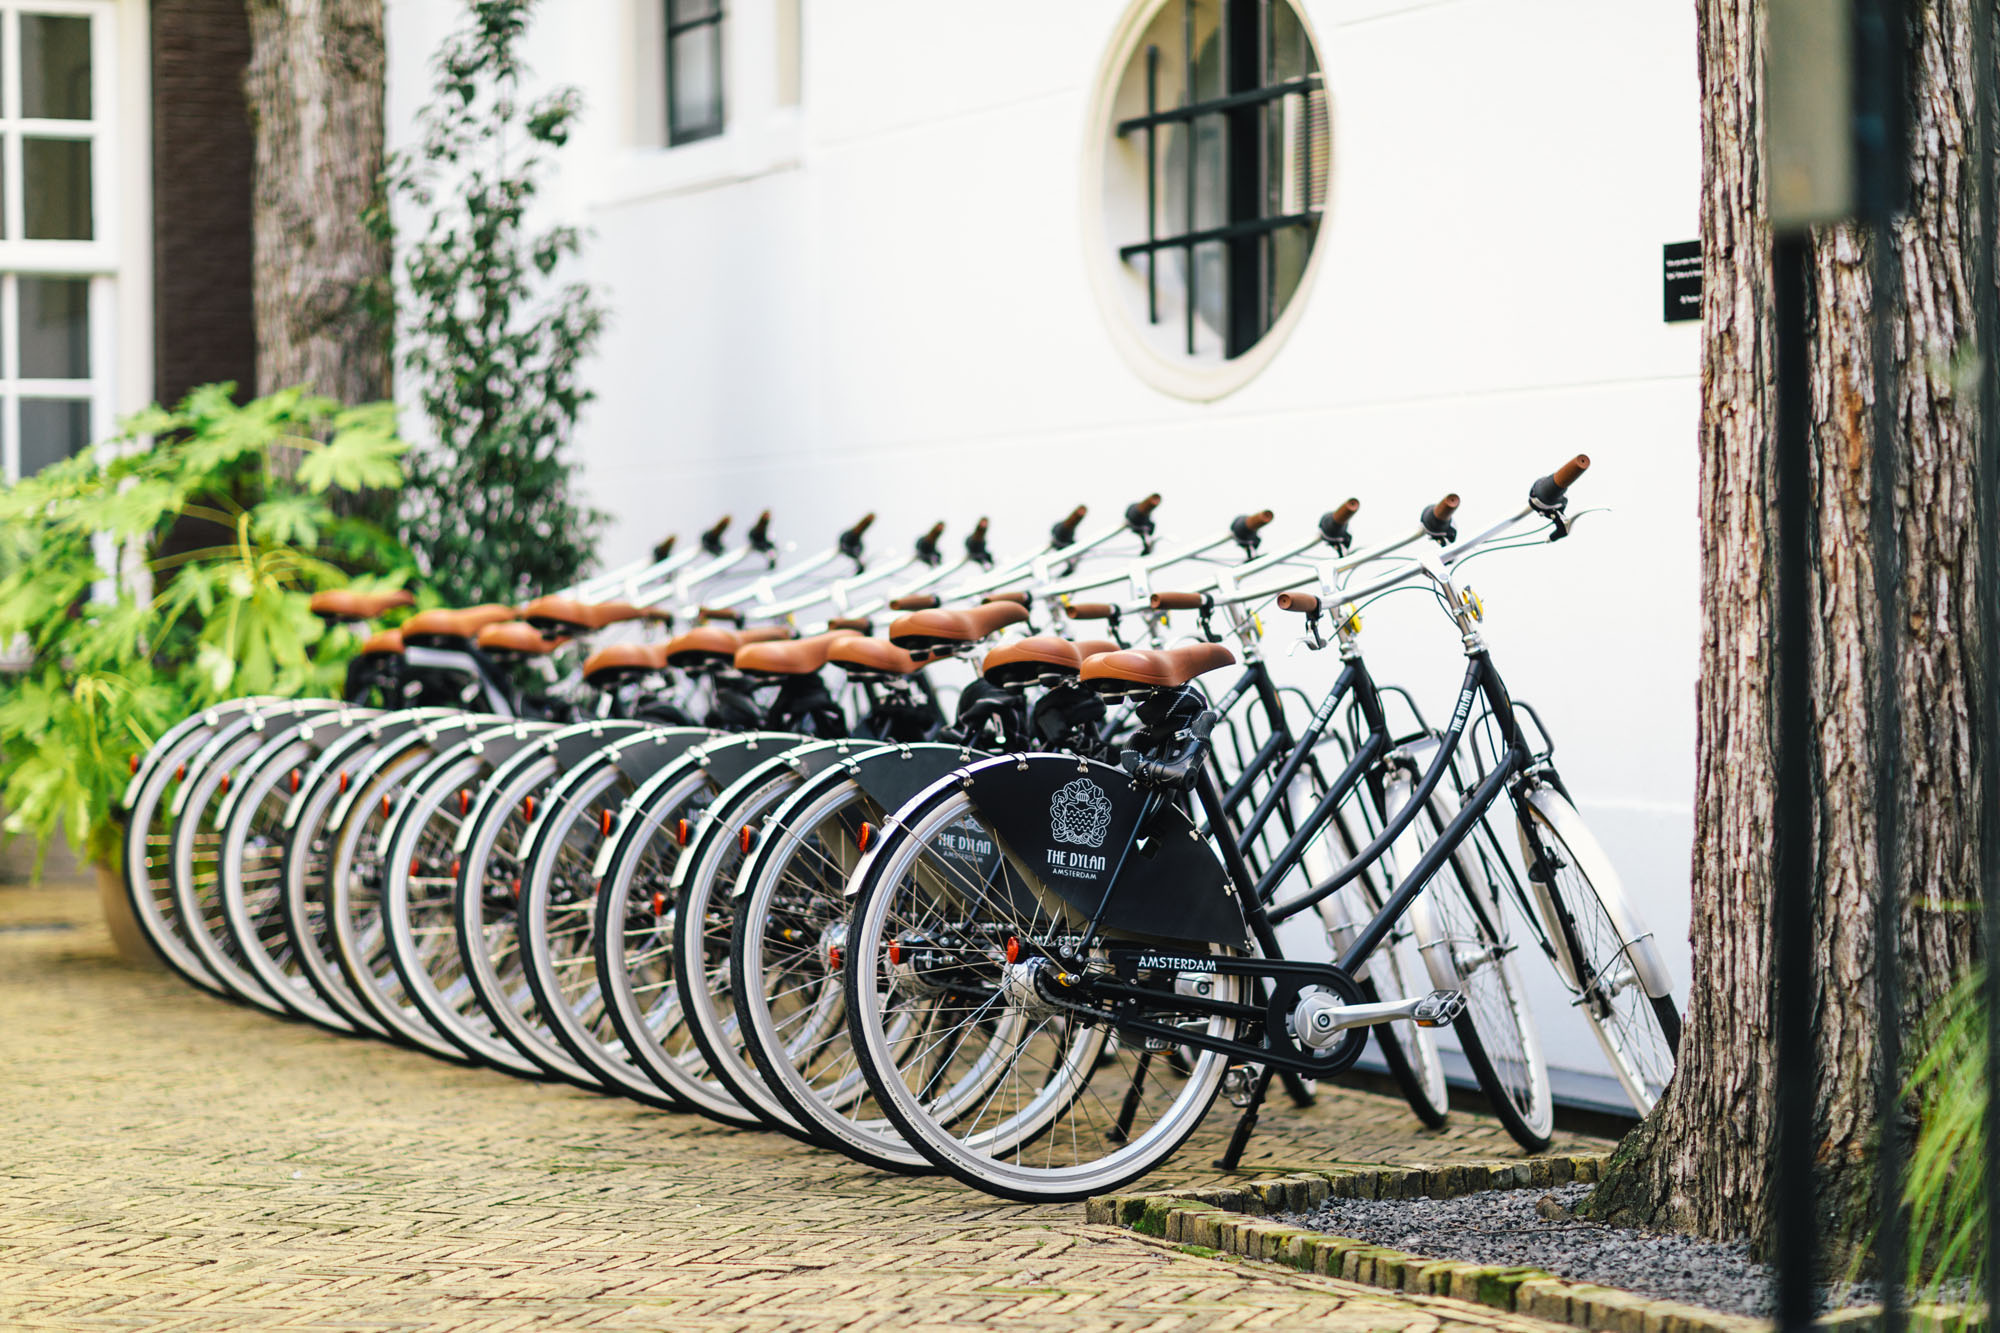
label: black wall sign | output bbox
[1663,241,1701,323]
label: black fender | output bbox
[961,753,1247,949]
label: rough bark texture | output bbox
[1587,0,1985,1256]
[151,0,256,407]
[243,0,389,409]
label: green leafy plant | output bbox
[1903,967,1987,1304]
[370,0,606,608]
[0,384,415,870]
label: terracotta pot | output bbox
[96,859,165,971]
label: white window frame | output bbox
[607,0,801,208]
[0,0,119,482]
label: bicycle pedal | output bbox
[1413,989,1466,1027]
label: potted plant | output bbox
[0,385,416,961]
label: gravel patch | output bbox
[1281,1183,1874,1317]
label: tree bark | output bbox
[1586,0,1985,1258]
[243,0,389,411]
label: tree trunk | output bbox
[1586,0,1986,1259]
[242,0,389,411]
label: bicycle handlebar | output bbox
[1275,591,1319,615]
[914,521,946,565]
[838,512,876,560]
[1420,493,1460,543]
[1531,453,1591,511]
[965,517,993,566]
[1125,493,1163,534]
[1230,509,1274,549]
[1319,499,1359,547]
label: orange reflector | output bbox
[458,789,470,815]
[600,809,614,836]
[289,769,301,793]
[175,764,186,782]
[857,822,873,853]
[451,859,461,878]
[409,858,421,876]
[829,945,844,970]
[129,754,140,775]
[1005,937,1022,964]
[219,773,230,794]
[888,941,904,965]
[651,892,666,917]
[523,796,535,822]
[740,825,755,854]
[510,878,521,898]
[338,770,349,793]
[381,794,393,818]
[676,818,689,846]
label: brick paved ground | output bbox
[0,882,1610,1332]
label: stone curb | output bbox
[1086,1160,1988,1333]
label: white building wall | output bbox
[385,0,1702,1098]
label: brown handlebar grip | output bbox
[889,594,940,611]
[698,605,744,625]
[1151,592,1205,611]
[1243,509,1274,533]
[1554,454,1591,488]
[983,591,1031,606]
[1276,591,1321,615]
[1065,603,1115,621]
[1130,494,1163,520]
[828,617,872,632]
[847,512,877,539]
[1432,493,1461,522]
[1059,505,1088,528]
[1330,498,1359,526]
[924,521,946,542]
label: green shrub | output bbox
[1903,967,1987,1302]
[372,0,606,607]
[0,384,415,870]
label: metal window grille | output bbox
[1116,0,1327,360]
[666,0,725,147]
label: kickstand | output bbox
[1280,1070,1315,1108]
[1215,1067,1274,1171]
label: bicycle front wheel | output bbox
[1392,780,1553,1151]
[1515,783,1680,1113]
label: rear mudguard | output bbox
[962,753,1248,950]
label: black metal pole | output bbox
[1866,205,1907,1333]
[1772,228,1820,1333]
[1853,2,1908,1324]
[1974,0,2000,1307]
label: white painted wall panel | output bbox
[383,0,1703,1096]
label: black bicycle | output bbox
[839,457,1681,1199]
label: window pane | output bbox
[24,138,92,239]
[670,24,724,142]
[19,398,90,476]
[19,277,88,378]
[22,15,91,120]
[669,0,721,25]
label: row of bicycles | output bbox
[118,456,1680,1202]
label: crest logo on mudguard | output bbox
[1049,777,1113,849]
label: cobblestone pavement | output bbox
[0,883,1611,1332]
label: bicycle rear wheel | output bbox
[732,773,932,1172]
[845,779,1238,1202]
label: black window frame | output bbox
[1116,0,1324,359]
[666,0,726,147]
